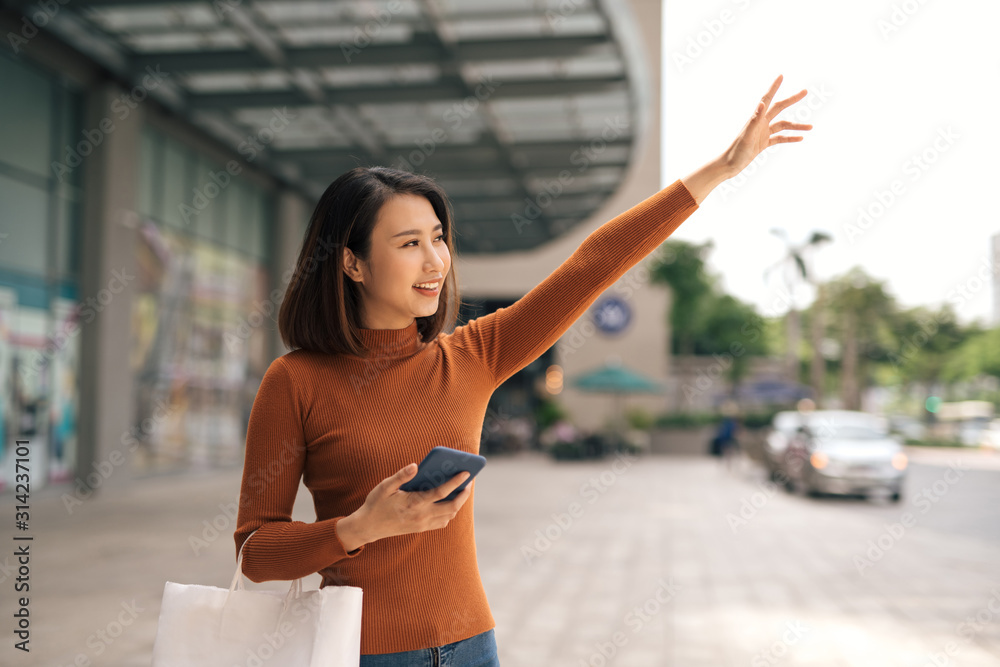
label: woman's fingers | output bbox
[758,74,784,115]
[433,471,471,503]
[766,89,809,121]
[768,135,805,147]
[770,120,813,134]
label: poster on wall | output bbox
[131,220,269,475]
[0,288,51,492]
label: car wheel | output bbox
[890,491,902,503]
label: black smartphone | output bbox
[398,446,486,503]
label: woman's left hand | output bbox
[721,74,813,176]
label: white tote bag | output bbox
[151,530,363,666]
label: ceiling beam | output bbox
[184,76,627,110]
[274,138,630,165]
[129,35,612,76]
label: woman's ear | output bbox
[342,248,364,284]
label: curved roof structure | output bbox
[28,0,648,253]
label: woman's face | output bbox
[345,193,451,330]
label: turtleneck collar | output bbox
[356,318,424,358]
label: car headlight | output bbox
[810,452,829,469]
[891,452,908,471]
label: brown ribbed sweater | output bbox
[234,179,699,655]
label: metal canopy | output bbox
[15,0,645,254]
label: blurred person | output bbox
[234,75,811,664]
[711,399,741,468]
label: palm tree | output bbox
[763,229,832,392]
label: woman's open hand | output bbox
[721,74,812,176]
[681,74,813,205]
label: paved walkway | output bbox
[1,448,999,666]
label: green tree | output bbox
[825,267,896,410]
[650,240,771,398]
[649,240,718,356]
[942,326,1000,385]
[692,294,770,396]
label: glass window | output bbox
[0,55,53,178]
[0,175,48,276]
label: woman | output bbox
[234,75,811,665]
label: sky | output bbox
[660,0,999,327]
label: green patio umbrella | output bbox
[567,356,664,443]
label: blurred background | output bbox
[0,0,998,665]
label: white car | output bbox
[772,410,907,502]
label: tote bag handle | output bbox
[225,529,303,629]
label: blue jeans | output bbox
[359,629,500,667]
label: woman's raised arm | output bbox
[446,75,811,388]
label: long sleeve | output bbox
[234,356,365,582]
[449,179,699,387]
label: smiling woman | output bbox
[277,166,464,359]
[239,75,812,663]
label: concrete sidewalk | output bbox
[2,449,999,666]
